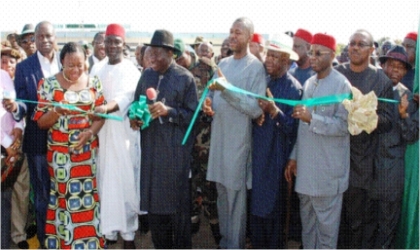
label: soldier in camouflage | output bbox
[175,38,221,245]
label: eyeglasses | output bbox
[307,50,331,57]
[21,36,35,45]
[64,90,92,104]
[348,42,372,49]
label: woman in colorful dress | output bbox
[33,42,106,249]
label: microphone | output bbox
[146,87,163,124]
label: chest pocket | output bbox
[314,104,337,117]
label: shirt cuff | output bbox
[2,135,13,148]
[165,108,178,124]
[308,113,324,133]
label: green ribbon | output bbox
[128,95,152,129]
[181,84,210,145]
[377,97,400,103]
[13,98,124,121]
[220,79,352,106]
[181,78,401,145]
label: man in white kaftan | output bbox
[90,24,141,247]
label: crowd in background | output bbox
[1,17,418,249]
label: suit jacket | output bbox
[335,64,394,189]
[88,55,95,73]
[14,53,48,154]
[371,83,418,201]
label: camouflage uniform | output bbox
[189,59,220,242]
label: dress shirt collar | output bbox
[37,51,60,78]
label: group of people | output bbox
[1,17,418,250]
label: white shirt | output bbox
[37,51,60,78]
[13,51,61,118]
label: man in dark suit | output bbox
[335,29,393,249]
[367,45,419,248]
[88,31,106,73]
[2,21,61,247]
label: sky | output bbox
[1,0,419,44]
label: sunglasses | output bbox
[21,36,35,45]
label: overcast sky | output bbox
[1,0,419,44]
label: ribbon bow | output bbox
[129,95,152,129]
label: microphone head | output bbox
[146,88,157,100]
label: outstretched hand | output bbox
[258,88,280,119]
[208,68,226,91]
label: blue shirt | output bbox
[289,66,315,87]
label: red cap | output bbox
[251,33,264,45]
[105,24,125,39]
[311,33,336,52]
[295,29,312,43]
[405,32,417,42]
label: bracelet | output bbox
[84,129,94,137]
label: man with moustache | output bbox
[285,33,352,249]
[335,29,393,249]
[203,17,266,249]
[91,24,141,249]
[2,21,61,248]
[130,29,198,249]
[251,33,302,249]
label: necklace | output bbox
[62,71,77,83]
